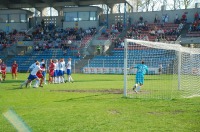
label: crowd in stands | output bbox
[0,29,25,50]
[0,20,97,53]
[185,12,200,37]
[99,22,123,40]
[32,23,97,51]
[113,13,186,48]
[188,12,200,32]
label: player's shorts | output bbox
[12,69,17,74]
[36,73,43,78]
[136,73,144,85]
[67,69,71,75]
[1,71,6,75]
[58,70,64,76]
[49,70,54,77]
[53,70,59,77]
[42,71,46,77]
[28,74,38,81]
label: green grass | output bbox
[0,73,200,132]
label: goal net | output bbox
[123,39,200,99]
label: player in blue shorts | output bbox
[133,61,148,93]
[40,59,47,84]
[58,58,65,83]
[20,62,42,88]
[53,59,59,83]
[65,58,74,83]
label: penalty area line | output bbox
[3,109,31,132]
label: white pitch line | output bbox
[3,109,31,132]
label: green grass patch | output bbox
[0,73,200,131]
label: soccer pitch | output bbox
[0,73,200,131]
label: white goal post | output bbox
[123,39,200,99]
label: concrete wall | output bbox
[0,9,32,14]
[101,8,200,26]
[63,6,102,12]
[1,7,200,31]
[63,21,98,29]
[0,9,32,32]
[63,6,102,29]
[0,23,28,32]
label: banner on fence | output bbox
[83,67,160,74]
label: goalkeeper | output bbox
[133,61,148,93]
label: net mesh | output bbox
[124,39,200,99]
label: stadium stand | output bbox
[186,20,200,37]
[6,48,81,72]
[83,44,176,74]
[0,4,199,74]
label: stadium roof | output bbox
[0,0,129,9]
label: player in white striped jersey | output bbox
[20,60,38,88]
[65,58,74,83]
[58,58,65,83]
[53,59,59,83]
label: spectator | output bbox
[139,15,143,23]
[181,13,187,23]
[162,14,165,25]
[120,41,124,48]
[149,29,156,36]
[63,50,67,56]
[175,14,179,24]
[143,35,149,41]
[76,51,81,58]
[96,45,101,55]
[165,14,169,23]
[199,12,200,20]
[194,12,199,21]
[35,45,39,51]
[154,14,158,23]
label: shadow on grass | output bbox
[71,79,120,82]
[52,89,123,102]
[1,80,24,83]
[7,87,23,90]
[54,94,103,102]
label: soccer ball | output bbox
[133,84,138,91]
[68,40,72,44]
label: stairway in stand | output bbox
[74,55,94,73]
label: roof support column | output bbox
[36,8,44,17]
[54,7,63,16]
[123,2,127,29]
[106,5,109,29]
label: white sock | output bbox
[63,75,66,81]
[34,80,39,87]
[61,76,64,83]
[53,77,56,83]
[44,76,46,84]
[136,86,141,91]
[58,77,60,83]
[68,76,70,82]
[70,76,73,81]
[21,80,27,86]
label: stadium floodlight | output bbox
[124,39,200,99]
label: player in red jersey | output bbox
[36,64,45,87]
[11,61,18,79]
[48,59,55,84]
[1,61,7,81]
[0,59,2,82]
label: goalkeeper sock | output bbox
[136,86,141,92]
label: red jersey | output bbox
[12,63,18,70]
[49,62,55,70]
[1,64,6,70]
[182,14,186,19]
[36,67,44,78]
